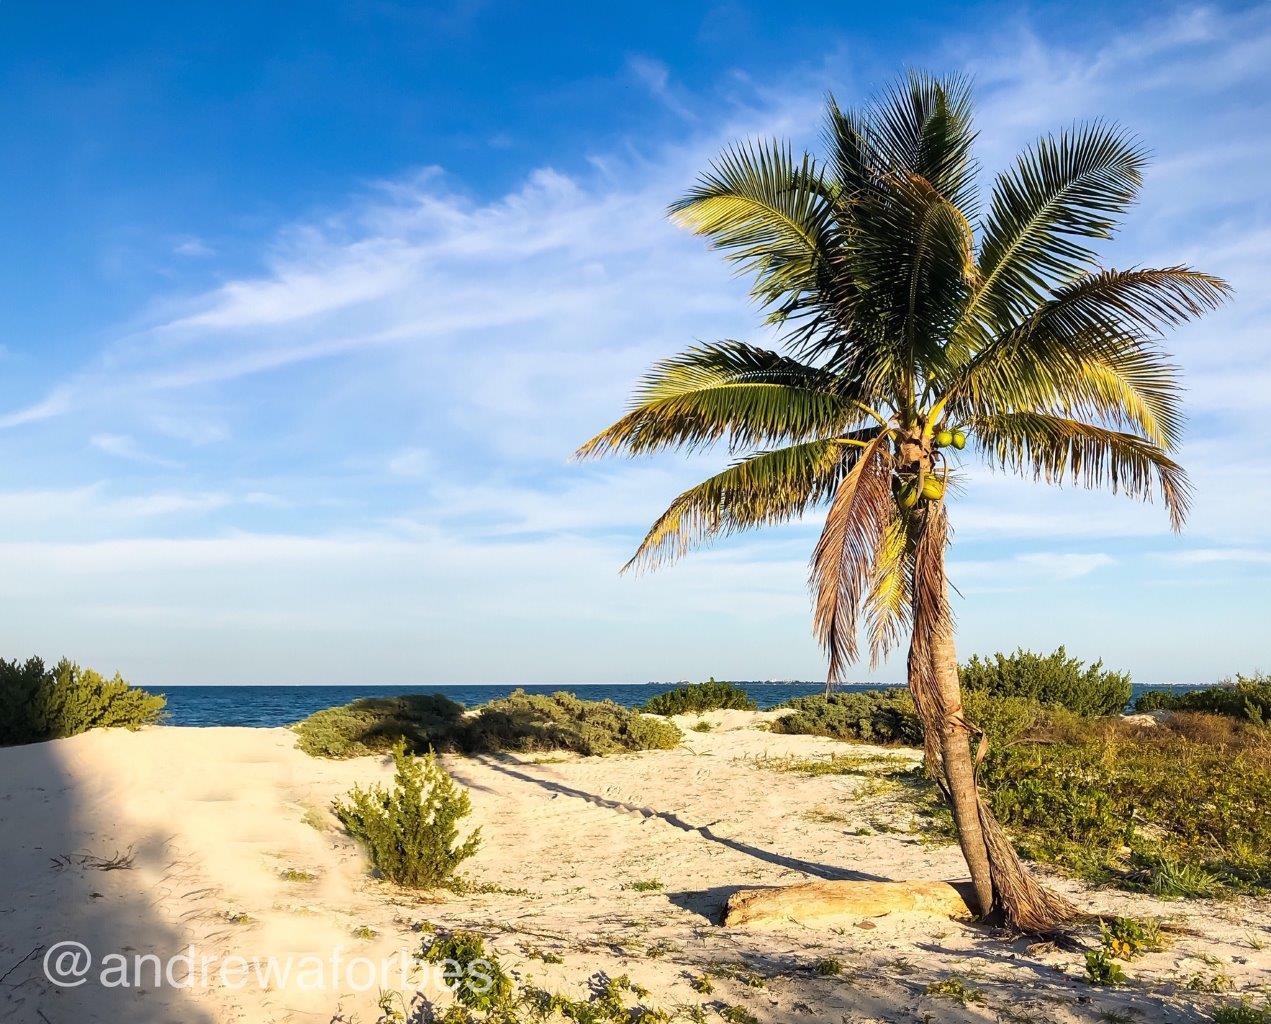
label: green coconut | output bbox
[897,480,920,509]
[951,430,967,450]
[921,476,945,500]
[935,429,954,447]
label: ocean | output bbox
[150,681,1186,728]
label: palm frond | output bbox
[810,432,896,681]
[864,512,914,665]
[624,436,870,572]
[972,412,1190,529]
[669,140,832,311]
[944,267,1228,447]
[967,123,1146,334]
[575,342,869,458]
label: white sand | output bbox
[1,712,1266,1022]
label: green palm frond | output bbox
[575,342,873,458]
[944,267,1227,447]
[625,436,872,572]
[967,123,1146,334]
[669,140,832,311]
[972,412,1191,529]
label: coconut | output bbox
[951,430,967,450]
[935,429,954,447]
[921,476,945,500]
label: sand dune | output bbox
[1,713,1266,1022]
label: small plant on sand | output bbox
[813,957,843,976]
[334,741,480,889]
[1083,949,1126,986]
[925,976,986,1005]
[279,867,317,882]
[1098,916,1165,959]
[623,878,664,892]
[690,720,713,733]
[717,1006,760,1024]
[688,974,714,994]
[353,925,378,941]
[0,656,165,745]
[421,930,513,1013]
[1185,971,1234,994]
[641,679,756,715]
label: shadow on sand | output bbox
[0,735,216,1024]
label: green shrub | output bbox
[457,689,681,756]
[641,678,756,715]
[0,656,165,746]
[772,688,922,744]
[960,646,1131,716]
[1134,674,1270,726]
[980,714,1270,895]
[334,741,480,889]
[773,687,1048,749]
[292,694,465,758]
[294,689,681,759]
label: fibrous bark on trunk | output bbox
[908,503,1079,932]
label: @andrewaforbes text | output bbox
[41,941,498,993]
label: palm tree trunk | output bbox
[926,621,995,919]
[909,504,1079,932]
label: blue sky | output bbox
[0,2,1268,685]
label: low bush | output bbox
[771,688,922,745]
[0,656,165,746]
[640,678,756,715]
[980,713,1270,895]
[292,693,465,758]
[294,689,681,759]
[960,646,1131,715]
[1134,673,1270,726]
[334,741,480,889]
[458,690,681,756]
[772,687,1049,749]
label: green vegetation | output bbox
[293,693,465,758]
[457,690,681,757]
[980,713,1269,896]
[960,646,1131,715]
[773,687,1049,748]
[1083,948,1126,986]
[334,741,480,889]
[640,678,756,715]
[924,976,986,1005]
[1097,916,1165,960]
[294,689,681,759]
[772,688,922,745]
[622,878,664,892]
[1135,674,1270,726]
[278,867,317,882]
[0,655,165,746]
[812,958,843,976]
[1214,1003,1271,1024]
[416,929,674,1023]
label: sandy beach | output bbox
[0,712,1265,1023]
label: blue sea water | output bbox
[151,681,1185,727]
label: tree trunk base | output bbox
[723,879,978,929]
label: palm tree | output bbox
[576,73,1228,931]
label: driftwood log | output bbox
[724,879,976,928]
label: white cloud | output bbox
[89,433,181,468]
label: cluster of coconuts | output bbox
[894,426,968,509]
